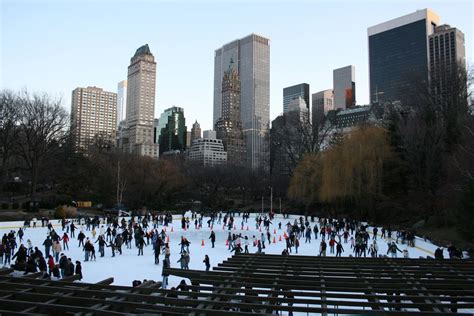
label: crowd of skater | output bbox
[0,210,468,288]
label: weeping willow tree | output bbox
[289,125,393,219]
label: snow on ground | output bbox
[0,214,447,288]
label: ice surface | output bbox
[0,214,447,288]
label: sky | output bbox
[1,0,473,131]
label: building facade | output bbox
[288,96,309,122]
[157,106,187,155]
[203,130,216,139]
[429,24,466,97]
[190,120,202,145]
[312,89,334,124]
[333,65,355,109]
[71,86,117,150]
[368,9,440,104]
[188,136,227,166]
[117,80,127,126]
[215,59,246,166]
[124,44,158,158]
[213,33,270,171]
[283,83,310,113]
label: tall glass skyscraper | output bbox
[368,9,440,104]
[333,65,355,109]
[213,34,270,171]
[117,80,127,126]
[283,83,309,113]
[157,106,187,155]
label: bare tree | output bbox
[0,90,20,192]
[271,109,332,175]
[16,91,69,202]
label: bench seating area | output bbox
[0,254,473,315]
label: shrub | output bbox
[64,206,77,218]
[54,205,66,219]
[12,202,20,209]
[1,203,9,210]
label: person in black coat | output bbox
[209,231,216,248]
[59,254,67,278]
[24,256,37,275]
[75,261,82,280]
[64,258,75,277]
[162,256,170,289]
[203,255,210,271]
[434,247,444,259]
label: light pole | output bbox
[270,186,273,213]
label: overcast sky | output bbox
[1,0,472,130]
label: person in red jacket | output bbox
[60,232,69,250]
[47,254,55,274]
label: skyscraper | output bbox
[429,24,466,96]
[157,106,187,155]
[312,89,334,124]
[215,58,246,166]
[191,120,202,144]
[333,66,355,109]
[288,96,309,122]
[71,86,117,150]
[213,33,270,171]
[368,9,440,104]
[117,80,127,126]
[188,135,227,166]
[283,83,309,113]
[125,44,158,158]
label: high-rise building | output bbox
[215,59,246,166]
[124,44,158,158]
[312,89,334,123]
[288,96,309,122]
[191,120,202,144]
[188,134,227,166]
[117,80,127,126]
[333,65,356,109]
[186,131,191,149]
[368,9,440,104]
[203,130,216,139]
[429,24,466,97]
[71,86,117,150]
[157,106,187,155]
[283,83,310,113]
[213,33,270,171]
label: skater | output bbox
[336,242,344,257]
[434,247,444,259]
[162,255,170,289]
[177,251,189,270]
[209,231,216,248]
[294,237,300,254]
[75,261,82,280]
[95,236,106,257]
[64,258,74,277]
[106,240,116,257]
[387,242,402,258]
[52,240,61,262]
[244,236,249,254]
[43,236,52,258]
[60,232,69,250]
[77,231,86,247]
[154,243,160,264]
[319,240,327,257]
[403,249,409,258]
[203,254,210,272]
